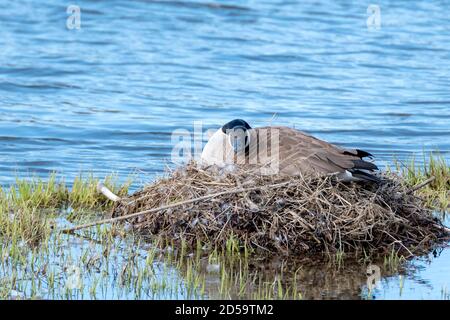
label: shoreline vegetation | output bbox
[391,153,449,211]
[0,153,448,299]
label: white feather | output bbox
[337,170,358,182]
[201,129,234,167]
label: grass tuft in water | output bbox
[0,173,131,245]
[392,152,449,210]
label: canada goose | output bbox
[201,119,380,183]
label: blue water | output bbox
[0,0,449,299]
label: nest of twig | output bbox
[111,162,448,257]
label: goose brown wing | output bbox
[254,126,377,175]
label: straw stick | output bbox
[60,180,292,234]
[405,176,435,195]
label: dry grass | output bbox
[111,162,449,258]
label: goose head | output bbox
[201,119,251,167]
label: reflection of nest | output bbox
[178,254,381,299]
[111,162,448,258]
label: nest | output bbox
[111,162,448,257]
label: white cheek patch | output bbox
[201,129,235,167]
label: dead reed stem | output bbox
[60,180,292,233]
